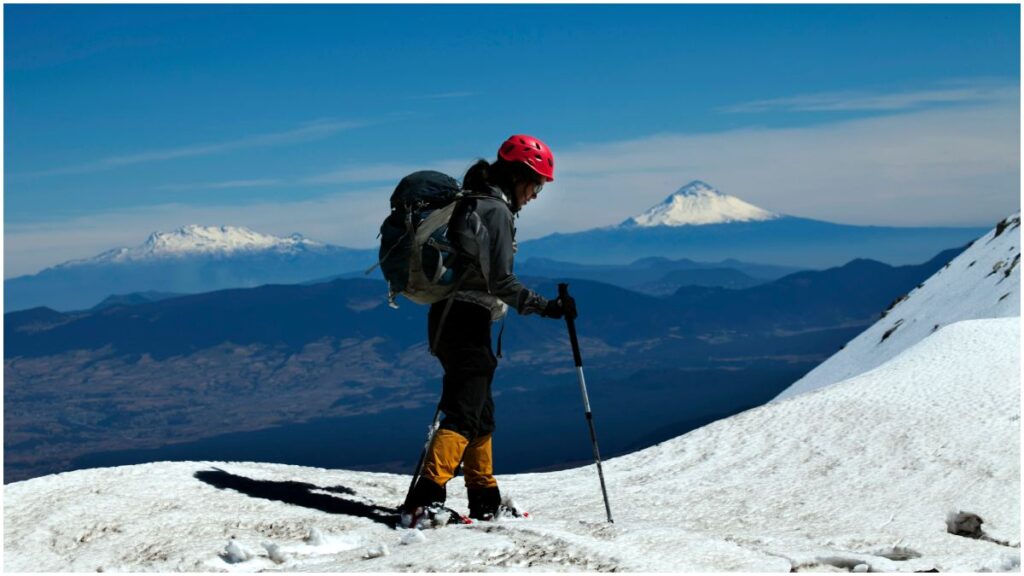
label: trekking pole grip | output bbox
[557,283,584,368]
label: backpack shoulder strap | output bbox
[462,186,513,210]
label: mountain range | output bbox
[320,256,801,297]
[515,256,802,295]
[3,181,989,312]
[5,244,968,482]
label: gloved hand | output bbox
[541,295,578,320]
[541,298,565,319]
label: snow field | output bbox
[778,214,1020,401]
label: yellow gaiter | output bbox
[463,433,498,489]
[421,428,469,486]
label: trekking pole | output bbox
[558,283,613,523]
[406,403,442,499]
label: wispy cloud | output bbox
[721,85,1017,113]
[156,179,285,192]
[32,119,365,176]
[7,33,165,71]
[513,96,1018,241]
[302,160,474,186]
[7,91,1019,278]
[152,159,473,196]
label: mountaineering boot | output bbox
[468,487,529,521]
[467,486,501,520]
[400,477,471,529]
[400,503,472,529]
[400,477,444,528]
[496,495,529,519]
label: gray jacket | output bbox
[449,186,548,320]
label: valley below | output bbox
[4,244,964,483]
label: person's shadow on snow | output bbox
[194,467,398,528]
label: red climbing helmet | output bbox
[498,134,555,182]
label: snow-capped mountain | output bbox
[4,225,378,312]
[774,213,1020,402]
[4,316,1018,571]
[519,181,987,268]
[61,225,325,267]
[621,180,780,227]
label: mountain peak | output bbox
[674,180,718,196]
[622,181,780,227]
[142,225,319,254]
[63,225,324,267]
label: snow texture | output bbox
[362,543,389,559]
[399,529,427,546]
[622,180,780,227]
[221,540,252,564]
[59,225,324,267]
[4,317,1018,572]
[261,541,287,564]
[776,213,1020,401]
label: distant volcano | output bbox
[4,225,376,312]
[518,180,988,268]
[621,180,780,227]
[59,225,325,268]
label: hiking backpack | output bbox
[374,170,467,307]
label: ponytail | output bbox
[462,158,541,195]
[462,159,491,193]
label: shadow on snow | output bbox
[194,467,398,528]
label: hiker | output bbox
[400,134,573,526]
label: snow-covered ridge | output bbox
[622,180,780,227]
[774,212,1020,402]
[60,225,325,267]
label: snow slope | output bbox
[4,318,1018,572]
[60,225,325,267]
[621,180,780,227]
[775,213,1020,402]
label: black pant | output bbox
[428,300,497,440]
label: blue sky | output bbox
[4,4,1021,276]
